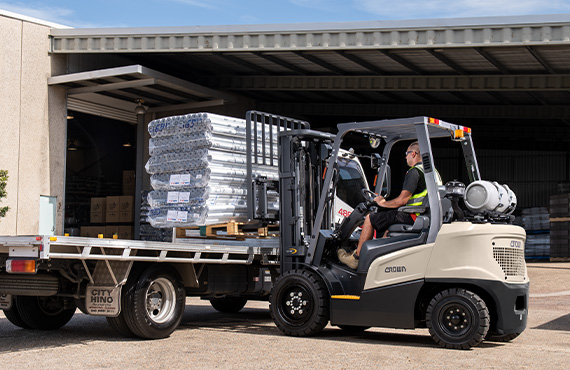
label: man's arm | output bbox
[375,190,412,209]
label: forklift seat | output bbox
[387,215,429,234]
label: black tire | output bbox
[3,297,31,329]
[121,264,185,339]
[15,296,76,330]
[210,297,248,313]
[270,269,329,337]
[426,288,489,350]
[338,325,370,334]
[485,332,520,342]
[107,313,136,337]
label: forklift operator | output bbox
[338,141,430,269]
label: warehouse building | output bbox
[1,10,569,251]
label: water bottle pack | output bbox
[145,112,282,227]
[149,132,278,157]
[147,206,208,228]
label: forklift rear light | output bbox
[6,259,37,274]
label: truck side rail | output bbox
[0,236,279,265]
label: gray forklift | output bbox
[265,115,528,350]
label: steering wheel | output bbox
[361,189,379,206]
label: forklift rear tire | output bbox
[426,288,489,350]
[485,332,520,342]
[121,264,185,339]
[3,298,31,329]
[210,297,248,313]
[15,296,76,330]
[270,269,329,337]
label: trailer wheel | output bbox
[15,296,76,330]
[485,332,520,342]
[3,297,31,329]
[426,288,489,350]
[270,269,329,337]
[122,264,185,339]
[107,313,135,337]
[210,297,248,313]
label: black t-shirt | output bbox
[402,167,426,196]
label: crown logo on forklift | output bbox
[385,266,407,273]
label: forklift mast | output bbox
[278,129,336,273]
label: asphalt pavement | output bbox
[0,261,569,369]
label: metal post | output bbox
[134,113,145,240]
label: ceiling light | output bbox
[67,112,75,120]
[134,98,147,115]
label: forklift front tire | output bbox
[270,269,329,337]
[426,288,490,350]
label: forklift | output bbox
[268,115,528,349]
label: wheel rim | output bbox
[145,277,176,324]
[37,296,65,316]
[437,301,474,338]
[278,284,314,326]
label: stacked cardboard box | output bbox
[549,194,570,259]
[521,207,550,258]
[81,170,136,240]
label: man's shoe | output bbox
[337,249,359,269]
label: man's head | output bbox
[405,141,422,167]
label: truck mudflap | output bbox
[426,278,529,335]
[0,293,12,309]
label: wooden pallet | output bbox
[550,217,570,222]
[175,221,279,239]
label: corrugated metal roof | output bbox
[50,14,570,53]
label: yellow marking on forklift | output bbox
[331,295,360,300]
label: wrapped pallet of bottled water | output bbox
[145,112,280,228]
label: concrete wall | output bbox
[0,14,66,235]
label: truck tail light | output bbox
[6,259,37,274]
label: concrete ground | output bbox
[0,262,569,369]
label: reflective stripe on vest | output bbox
[405,164,442,207]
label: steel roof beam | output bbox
[217,53,271,75]
[525,46,557,74]
[257,102,570,119]
[255,53,308,75]
[212,74,570,91]
[336,51,386,75]
[425,49,467,74]
[292,52,346,75]
[474,48,511,74]
[377,50,423,75]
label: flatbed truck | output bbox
[0,112,528,349]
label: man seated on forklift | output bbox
[338,141,441,269]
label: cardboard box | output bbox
[119,195,134,223]
[105,225,120,239]
[106,196,121,223]
[80,226,106,238]
[123,170,135,186]
[103,225,133,239]
[90,197,107,223]
[123,170,135,195]
[118,225,133,240]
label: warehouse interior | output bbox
[48,15,570,257]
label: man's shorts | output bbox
[369,208,414,234]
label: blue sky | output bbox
[1,0,570,28]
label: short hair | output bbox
[408,141,420,153]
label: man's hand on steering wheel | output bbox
[361,189,384,208]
